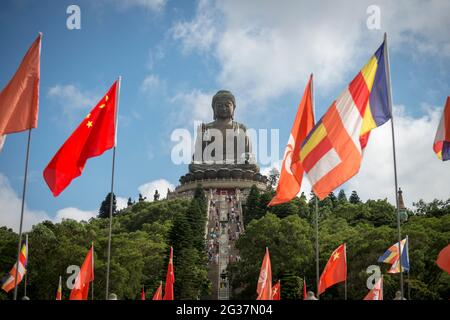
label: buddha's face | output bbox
[214,98,234,120]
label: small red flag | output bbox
[318,244,347,296]
[0,33,41,149]
[303,278,307,300]
[141,287,145,300]
[363,276,383,300]
[436,244,450,275]
[271,280,280,300]
[70,244,94,300]
[163,247,175,300]
[43,80,118,196]
[269,75,315,206]
[256,247,272,300]
[152,282,163,300]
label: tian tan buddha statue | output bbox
[180,90,265,184]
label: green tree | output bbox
[99,192,117,219]
[337,189,347,203]
[349,191,361,204]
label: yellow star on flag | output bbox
[86,121,93,128]
[333,252,340,261]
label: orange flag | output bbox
[70,244,94,300]
[152,282,163,300]
[436,244,450,275]
[318,244,347,296]
[269,75,315,206]
[43,80,118,196]
[272,280,280,300]
[163,247,174,300]
[256,247,272,300]
[363,276,383,300]
[0,33,41,149]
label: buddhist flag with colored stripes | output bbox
[363,276,383,300]
[433,97,450,161]
[56,276,62,300]
[300,40,392,199]
[378,237,410,273]
[152,282,163,300]
[1,236,28,293]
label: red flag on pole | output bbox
[70,244,94,300]
[0,33,41,150]
[152,282,163,300]
[140,287,145,300]
[256,247,272,300]
[303,278,307,300]
[363,276,383,300]
[436,244,450,274]
[269,75,315,206]
[163,247,174,300]
[318,244,347,296]
[271,280,280,300]
[43,80,118,196]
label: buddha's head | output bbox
[212,90,235,120]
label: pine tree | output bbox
[337,189,348,203]
[243,185,260,226]
[193,184,207,212]
[127,197,133,207]
[328,192,337,207]
[349,190,361,204]
[98,192,117,218]
[267,167,280,190]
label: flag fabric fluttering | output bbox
[70,244,94,300]
[363,276,383,300]
[271,280,280,300]
[303,278,307,300]
[0,33,41,151]
[318,244,347,296]
[300,40,392,199]
[378,237,410,273]
[269,75,315,206]
[256,247,273,300]
[433,97,450,161]
[152,282,163,300]
[436,244,450,275]
[163,247,175,300]
[56,276,62,300]
[43,80,118,197]
[1,237,28,293]
[141,287,145,300]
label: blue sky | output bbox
[1,0,450,231]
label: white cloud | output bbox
[140,74,163,94]
[114,0,167,12]
[346,105,449,207]
[171,0,450,104]
[116,196,129,210]
[170,89,214,124]
[54,207,97,223]
[47,84,99,123]
[0,173,51,232]
[138,179,175,201]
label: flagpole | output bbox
[311,74,320,299]
[406,235,411,300]
[384,32,404,299]
[105,77,121,300]
[13,128,32,300]
[91,242,94,300]
[344,243,347,300]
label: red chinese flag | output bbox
[152,282,163,300]
[0,33,41,146]
[256,247,272,300]
[141,287,145,300]
[436,244,450,275]
[43,80,118,196]
[70,244,94,300]
[318,244,347,296]
[163,247,175,300]
[272,280,280,300]
[269,75,315,206]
